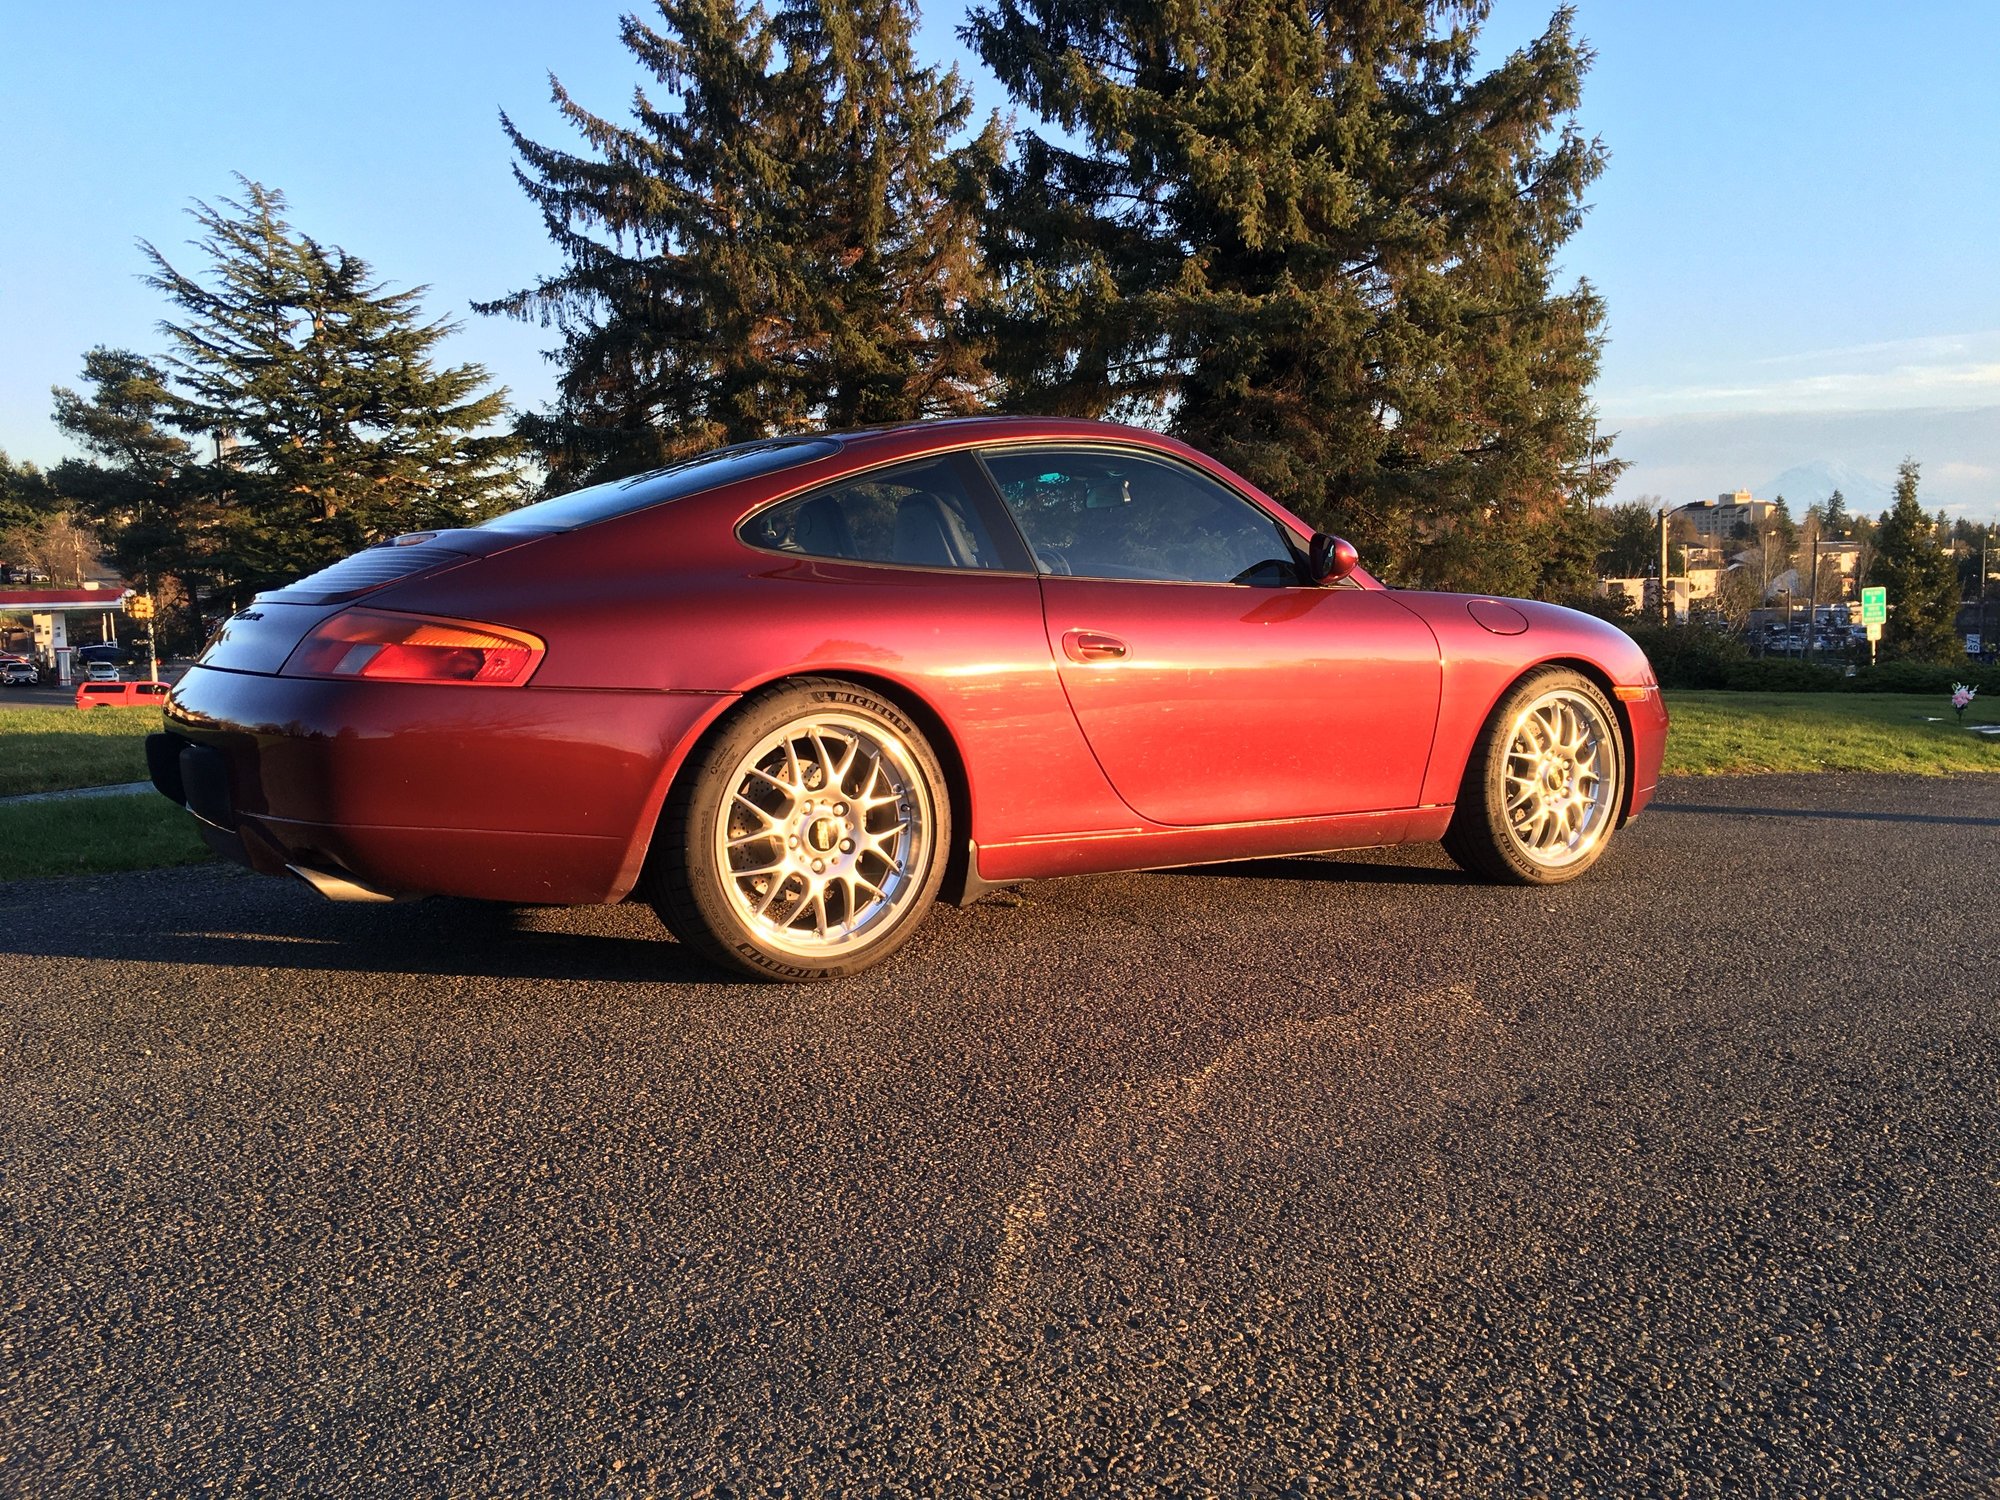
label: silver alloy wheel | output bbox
[1500,686,1616,871]
[713,711,933,958]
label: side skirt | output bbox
[972,805,1456,886]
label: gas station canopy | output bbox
[0,587,131,685]
[0,587,127,611]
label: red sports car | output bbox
[149,417,1666,979]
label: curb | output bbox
[0,781,154,808]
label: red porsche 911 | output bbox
[148,416,1666,979]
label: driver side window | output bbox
[980,448,1302,586]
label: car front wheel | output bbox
[647,678,950,980]
[1442,667,1626,885]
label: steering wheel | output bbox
[1034,546,1073,576]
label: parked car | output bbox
[1,660,37,687]
[84,661,122,683]
[147,416,1668,980]
[76,680,170,709]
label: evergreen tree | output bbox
[965,0,1617,596]
[1595,498,1659,577]
[50,349,209,601]
[1766,497,1797,575]
[485,0,1001,489]
[0,448,57,547]
[124,181,525,595]
[1867,459,1961,661]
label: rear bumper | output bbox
[153,666,735,904]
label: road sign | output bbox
[1861,586,1887,626]
[1969,633,1983,655]
[1865,622,1883,642]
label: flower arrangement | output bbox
[1951,683,1978,723]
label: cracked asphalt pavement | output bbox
[3,774,1998,1497]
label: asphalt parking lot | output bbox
[3,774,1997,1497]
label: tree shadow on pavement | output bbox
[0,885,739,985]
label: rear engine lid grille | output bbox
[259,531,491,605]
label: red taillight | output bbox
[281,609,545,686]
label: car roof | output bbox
[826,415,1201,459]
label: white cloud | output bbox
[1600,329,2000,416]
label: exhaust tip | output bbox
[285,862,406,904]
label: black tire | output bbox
[646,677,951,980]
[1442,667,1626,886]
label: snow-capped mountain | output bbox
[1759,460,1892,512]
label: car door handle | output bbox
[1062,629,1128,663]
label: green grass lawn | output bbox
[0,792,213,881]
[1662,692,2000,776]
[0,704,164,797]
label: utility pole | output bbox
[1805,533,1821,660]
[1983,527,1994,662]
[1658,506,1671,626]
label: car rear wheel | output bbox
[647,679,950,980]
[1442,668,1625,885]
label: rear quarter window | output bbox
[481,439,843,536]
[739,457,1009,571]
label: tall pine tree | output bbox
[965,0,1616,596]
[49,349,215,640]
[483,0,1001,489]
[0,449,58,552]
[124,181,525,595]
[1867,459,1962,661]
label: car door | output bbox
[979,444,1442,828]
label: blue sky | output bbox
[4,1,1997,517]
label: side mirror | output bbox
[1308,533,1360,584]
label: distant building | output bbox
[1598,576,1651,615]
[1682,566,1723,603]
[1673,488,1779,540]
[1597,569,1723,624]
[1814,540,1862,579]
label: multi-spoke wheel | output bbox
[1442,668,1626,885]
[647,679,950,979]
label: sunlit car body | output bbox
[150,416,1666,979]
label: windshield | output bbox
[479,438,843,535]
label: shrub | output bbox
[1844,661,2000,695]
[1723,658,1845,692]
[1617,624,1746,690]
[1619,623,2000,696]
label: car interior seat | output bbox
[790,493,857,559]
[892,492,981,568]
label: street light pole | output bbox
[1805,534,1820,660]
[1983,527,1994,662]
[1658,506,1671,626]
